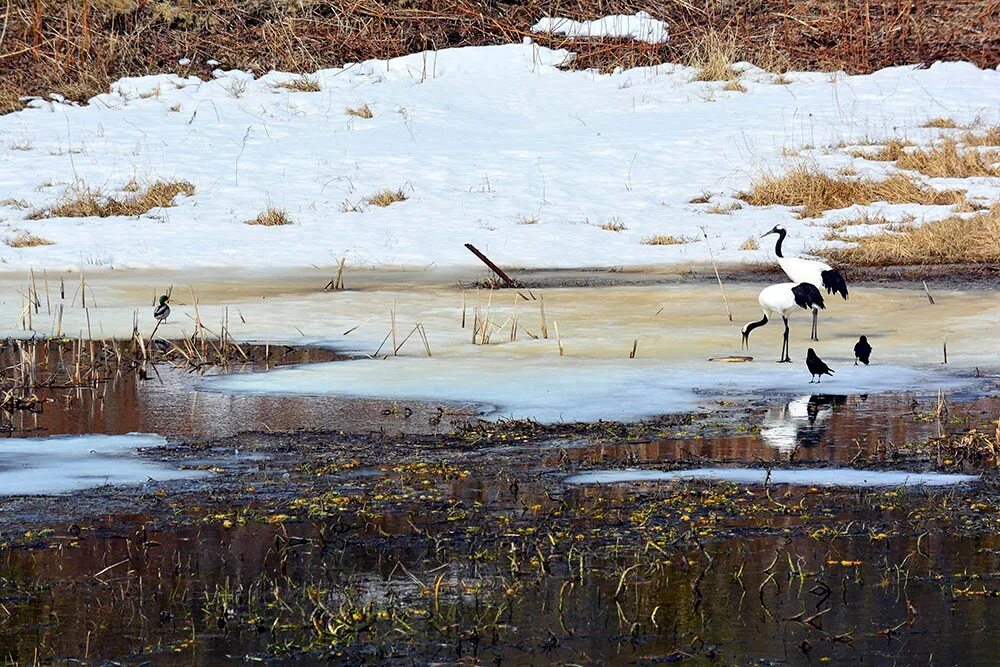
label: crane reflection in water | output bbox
[759,394,852,452]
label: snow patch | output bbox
[531,12,669,44]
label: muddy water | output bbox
[3,501,1000,664]
[1,344,469,438]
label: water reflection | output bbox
[760,394,848,452]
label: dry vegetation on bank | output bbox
[1,1,998,114]
[738,165,967,217]
[821,204,1000,266]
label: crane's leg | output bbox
[779,316,792,363]
[811,308,818,341]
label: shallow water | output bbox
[564,467,979,487]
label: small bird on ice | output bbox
[854,335,872,365]
[806,348,834,383]
[154,294,171,322]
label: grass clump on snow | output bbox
[345,104,373,119]
[643,234,691,246]
[706,201,742,214]
[31,180,194,219]
[601,219,627,232]
[739,237,759,250]
[963,127,1000,146]
[922,117,958,129]
[738,165,966,217]
[6,232,53,247]
[364,188,406,207]
[245,207,292,226]
[820,204,1000,266]
[853,137,998,178]
[851,138,911,161]
[894,138,999,178]
[279,76,321,92]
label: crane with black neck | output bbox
[761,225,848,341]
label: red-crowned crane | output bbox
[742,282,826,363]
[762,225,848,341]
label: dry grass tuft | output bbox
[739,237,759,250]
[923,117,958,128]
[706,201,742,214]
[722,79,746,92]
[517,215,539,225]
[279,76,321,92]
[894,138,1000,178]
[31,180,195,219]
[738,165,966,217]
[687,30,740,82]
[6,232,53,248]
[963,127,1000,146]
[688,192,713,204]
[643,234,692,245]
[601,219,628,232]
[851,138,911,161]
[364,188,407,207]
[0,198,30,210]
[245,206,292,226]
[820,204,1000,265]
[345,103,373,119]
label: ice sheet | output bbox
[564,467,979,487]
[0,433,205,495]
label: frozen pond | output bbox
[202,356,970,423]
[564,467,979,487]
[0,434,206,495]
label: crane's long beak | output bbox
[760,230,776,239]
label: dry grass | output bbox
[894,138,1000,178]
[279,76,321,92]
[923,117,958,129]
[722,79,746,92]
[851,138,911,161]
[345,104,373,119]
[828,211,891,230]
[688,192,713,204]
[739,237,759,250]
[963,127,1000,146]
[820,204,1000,265]
[517,215,539,225]
[245,206,292,226]
[601,219,628,232]
[687,30,741,82]
[706,201,742,214]
[738,165,966,217]
[643,234,692,245]
[0,198,30,210]
[6,232,53,248]
[31,180,195,219]
[364,188,407,207]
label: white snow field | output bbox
[0,43,998,272]
[0,434,205,495]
